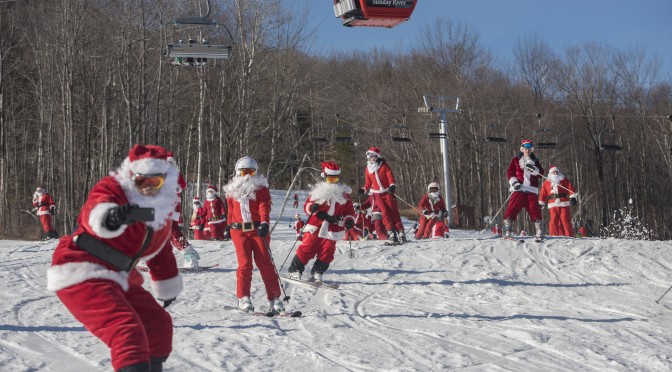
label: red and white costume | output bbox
[415,184,447,240]
[538,166,577,237]
[46,144,183,371]
[203,185,227,240]
[362,147,404,233]
[361,194,388,240]
[170,170,189,250]
[223,168,280,301]
[292,216,305,241]
[293,162,356,270]
[431,220,449,239]
[190,197,207,240]
[293,193,299,208]
[503,151,544,222]
[32,187,56,236]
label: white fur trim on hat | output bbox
[323,167,341,176]
[129,157,170,175]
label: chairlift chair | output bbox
[484,123,507,143]
[390,124,412,142]
[333,0,418,28]
[534,128,557,150]
[332,124,353,142]
[310,125,329,143]
[599,129,622,151]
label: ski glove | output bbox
[345,219,355,229]
[329,215,343,224]
[357,188,367,195]
[104,204,137,231]
[257,223,269,238]
[442,210,449,219]
[525,164,536,173]
[512,181,521,191]
[49,205,56,216]
[570,197,577,206]
[422,209,430,217]
[539,204,545,211]
[309,203,320,213]
[388,185,396,194]
[316,211,330,221]
[162,298,176,308]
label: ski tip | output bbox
[291,311,302,317]
[265,311,276,317]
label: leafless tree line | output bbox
[1,1,670,239]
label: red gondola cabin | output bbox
[334,0,418,28]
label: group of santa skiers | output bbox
[42,139,579,371]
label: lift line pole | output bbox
[419,96,461,226]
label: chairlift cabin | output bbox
[390,124,412,142]
[484,123,507,143]
[534,128,557,150]
[333,0,418,28]
[165,0,233,66]
[599,129,622,151]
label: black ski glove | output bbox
[441,210,449,219]
[570,197,577,206]
[162,298,176,308]
[104,204,136,231]
[512,181,521,191]
[329,215,343,223]
[316,211,330,221]
[422,209,430,217]
[309,203,319,213]
[257,223,269,238]
[49,205,56,216]
[525,164,535,173]
[388,185,396,194]
[357,188,366,195]
[345,219,355,229]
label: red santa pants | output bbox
[415,216,438,239]
[209,221,226,240]
[56,273,172,371]
[373,192,404,232]
[372,219,389,240]
[344,227,363,241]
[230,229,281,300]
[192,228,206,240]
[39,214,54,233]
[295,232,337,264]
[549,206,573,236]
[170,222,188,250]
[504,192,542,222]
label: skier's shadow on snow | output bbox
[371,312,637,323]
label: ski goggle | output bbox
[429,187,439,192]
[325,175,340,183]
[132,173,165,190]
[522,142,534,149]
[239,168,256,177]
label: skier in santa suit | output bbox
[291,213,305,241]
[288,161,356,282]
[46,144,183,372]
[190,196,207,240]
[357,147,406,244]
[343,203,367,241]
[32,186,58,239]
[503,139,544,240]
[415,182,448,240]
[538,166,578,237]
[431,219,449,239]
[223,156,285,314]
[293,193,299,208]
[166,152,200,268]
[360,194,388,240]
[203,185,227,240]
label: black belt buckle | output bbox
[242,222,254,232]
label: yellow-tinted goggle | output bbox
[325,175,340,183]
[239,168,256,176]
[132,173,165,190]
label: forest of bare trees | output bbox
[1,1,671,239]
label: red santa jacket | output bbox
[363,159,396,194]
[293,219,305,235]
[47,174,182,301]
[539,177,576,208]
[190,206,207,229]
[204,196,227,225]
[33,192,55,216]
[304,182,356,241]
[224,175,271,225]
[417,194,446,218]
[172,173,188,226]
[507,153,544,194]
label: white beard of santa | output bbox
[223,174,269,201]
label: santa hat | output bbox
[366,147,381,158]
[520,139,534,152]
[166,151,177,166]
[206,185,218,194]
[128,144,170,175]
[321,161,341,178]
[35,186,46,193]
[193,196,201,204]
[548,166,559,174]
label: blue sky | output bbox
[291,0,672,75]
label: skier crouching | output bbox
[47,144,183,372]
[288,161,356,282]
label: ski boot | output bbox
[238,296,253,312]
[269,298,285,314]
[182,246,200,269]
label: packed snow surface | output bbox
[1,190,671,371]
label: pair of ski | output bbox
[500,236,543,243]
[281,275,340,289]
[223,305,302,318]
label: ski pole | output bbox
[347,228,355,259]
[489,192,513,227]
[393,194,424,216]
[260,235,291,302]
[528,169,576,195]
[655,283,672,304]
[279,211,315,272]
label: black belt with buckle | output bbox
[548,193,568,200]
[230,221,261,232]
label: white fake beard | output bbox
[548,173,564,184]
[113,158,179,230]
[310,182,351,205]
[223,174,269,202]
[367,162,380,173]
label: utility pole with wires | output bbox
[418,95,461,226]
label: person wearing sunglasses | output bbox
[357,147,406,245]
[503,139,545,240]
[47,144,184,372]
[287,161,356,283]
[415,182,448,240]
[223,156,284,314]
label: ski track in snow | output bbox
[1,190,672,371]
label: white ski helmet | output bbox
[235,156,258,173]
[427,182,440,191]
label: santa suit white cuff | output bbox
[151,274,183,300]
[508,177,519,186]
[88,203,128,239]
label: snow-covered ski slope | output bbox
[1,189,672,371]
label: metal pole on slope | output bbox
[655,284,672,304]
